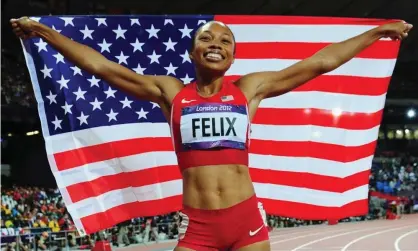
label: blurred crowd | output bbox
[1,156,418,250]
[1,48,35,107]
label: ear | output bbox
[189,52,194,62]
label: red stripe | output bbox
[235,41,399,59]
[261,198,368,220]
[66,165,181,203]
[253,108,383,130]
[80,195,182,234]
[215,15,398,25]
[250,169,370,193]
[54,137,173,171]
[224,75,390,96]
[66,165,368,203]
[251,140,377,163]
[79,195,367,234]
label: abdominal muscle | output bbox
[181,164,256,210]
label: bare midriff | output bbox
[181,164,255,210]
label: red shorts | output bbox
[176,195,269,251]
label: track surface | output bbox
[117,215,418,251]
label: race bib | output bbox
[180,103,248,150]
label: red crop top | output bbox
[170,80,250,171]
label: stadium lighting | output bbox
[7,133,12,137]
[406,109,416,118]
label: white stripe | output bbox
[250,155,374,178]
[227,58,396,78]
[394,229,418,251]
[251,124,379,146]
[55,152,372,188]
[230,24,378,43]
[46,122,171,153]
[259,92,386,113]
[255,183,369,207]
[54,151,177,187]
[66,181,366,220]
[66,180,183,220]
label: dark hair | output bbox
[191,21,236,55]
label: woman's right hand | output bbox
[10,17,38,40]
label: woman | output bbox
[11,17,412,251]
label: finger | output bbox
[11,22,18,28]
[13,27,22,33]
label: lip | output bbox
[203,50,225,60]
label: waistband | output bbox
[181,195,258,216]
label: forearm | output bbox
[32,22,107,75]
[316,26,384,72]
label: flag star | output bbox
[115,51,129,65]
[136,108,149,120]
[53,53,65,64]
[163,38,177,51]
[73,87,87,101]
[87,76,100,87]
[164,63,178,75]
[61,102,73,114]
[120,97,133,109]
[130,39,144,52]
[164,19,174,25]
[77,112,89,125]
[146,24,160,38]
[30,17,41,22]
[179,24,193,38]
[150,102,160,109]
[45,91,57,104]
[34,39,48,52]
[198,20,207,25]
[95,18,107,26]
[106,109,119,122]
[56,75,70,90]
[98,39,112,53]
[51,116,62,130]
[147,50,162,64]
[90,97,103,111]
[104,86,117,99]
[79,25,94,40]
[52,25,61,33]
[60,17,74,27]
[180,50,191,63]
[132,63,146,74]
[130,19,140,26]
[70,66,82,76]
[40,64,53,78]
[113,25,127,39]
[181,74,194,84]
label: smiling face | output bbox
[190,21,235,75]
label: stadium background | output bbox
[1,0,418,250]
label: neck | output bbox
[195,70,224,97]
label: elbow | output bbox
[88,61,109,77]
[314,50,342,75]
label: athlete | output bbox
[11,17,412,251]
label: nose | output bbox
[208,43,222,50]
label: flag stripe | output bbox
[235,41,399,59]
[53,124,378,171]
[67,181,368,220]
[228,24,390,43]
[215,15,395,25]
[65,165,370,203]
[54,153,373,189]
[224,75,390,96]
[253,108,383,129]
[228,58,396,78]
[251,140,377,162]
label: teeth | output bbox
[206,53,222,59]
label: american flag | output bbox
[21,15,399,235]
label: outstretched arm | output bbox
[11,17,183,104]
[237,21,413,102]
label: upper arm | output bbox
[96,60,183,104]
[236,55,326,102]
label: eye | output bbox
[199,36,211,41]
[222,39,231,44]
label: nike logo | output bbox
[181,98,196,104]
[249,225,264,236]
